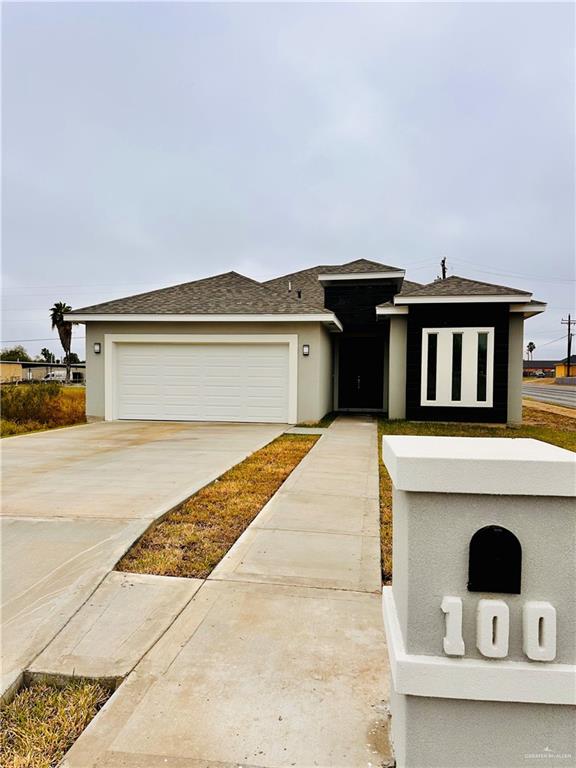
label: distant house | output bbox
[522,359,556,377]
[555,355,576,378]
[20,361,86,383]
[0,361,23,383]
[0,360,86,383]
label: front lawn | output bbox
[117,434,318,579]
[0,384,86,437]
[378,406,576,583]
[0,680,110,768]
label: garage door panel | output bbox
[116,342,289,423]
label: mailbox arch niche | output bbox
[467,525,522,595]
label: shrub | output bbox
[0,384,86,433]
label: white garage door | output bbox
[116,342,289,423]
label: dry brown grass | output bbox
[378,407,576,583]
[117,434,318,579]
[0,680,110,768]
[1,385,85,438]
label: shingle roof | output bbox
[397,275,531,298]
[264,259,403,306]
[317,258,403,274]
[70,271,331,316]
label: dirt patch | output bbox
[523,398,576,422]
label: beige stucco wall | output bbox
[84,321,334,424]
[0,362,23,383]
[388,316,407,419]
[507,314,524,426]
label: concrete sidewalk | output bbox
[1,421,283,697]
[62,416,392,768]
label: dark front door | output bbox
[338,337,384,409]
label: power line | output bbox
[1,337,86,343]
[450,257,575,284]
[536,334,568,348]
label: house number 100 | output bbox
[441,597,557,661]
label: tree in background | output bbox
[526,341,536,360]
[50,302,73,383]
[1,345,32,362]
[40,348,56,363]
[65,352,81,365]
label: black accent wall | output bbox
[324,283,396,332]
[406,304,510,423]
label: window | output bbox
[451,333,462,401]
[426,333,438,401]
[421,327,494,407]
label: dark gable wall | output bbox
[406,303,510,423]
[324,283,397,331]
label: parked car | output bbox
[42,371,66,382]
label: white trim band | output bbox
[318,271,405,282]
[382,587,575,705]
[375,305,409,316]
[394,294,532,305]
[66,312,343,330]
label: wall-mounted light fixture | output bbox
[93,342,102,354]
[302,344,310,357]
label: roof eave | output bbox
[375,305,409,317]
[509,301,547,319]
[394,293,533,305]
[318,270,405,283]
[64,311,343,330]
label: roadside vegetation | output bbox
[378,406,576,583]
[117,434,318,579]
[0,384,86,438]
[0,679,110,768]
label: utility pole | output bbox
[561,314,572,377]
[441,257,447,280]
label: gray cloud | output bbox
[2,2,574,359]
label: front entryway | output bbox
[337,336,385,410]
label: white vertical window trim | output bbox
[420,327,495,408]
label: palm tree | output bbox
[526,341,536,361]
[50,302,73,383]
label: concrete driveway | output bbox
[1,420,284,696]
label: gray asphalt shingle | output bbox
[70,271,331,316]
[396,275,531,298]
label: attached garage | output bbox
[103,334,299,424]
[65,270,342,424]
[115,341,290,423]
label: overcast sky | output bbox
[3,1,574,360]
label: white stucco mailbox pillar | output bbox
[381,436,576,768]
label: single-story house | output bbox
[20,362,86,382]
[66,259,545,426]
[0,361,86,383]
[555,355,576,378]
[523,360,557,377]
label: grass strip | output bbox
[378,406,576,583]
[117,434,319,579]
[0,680,110,768]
